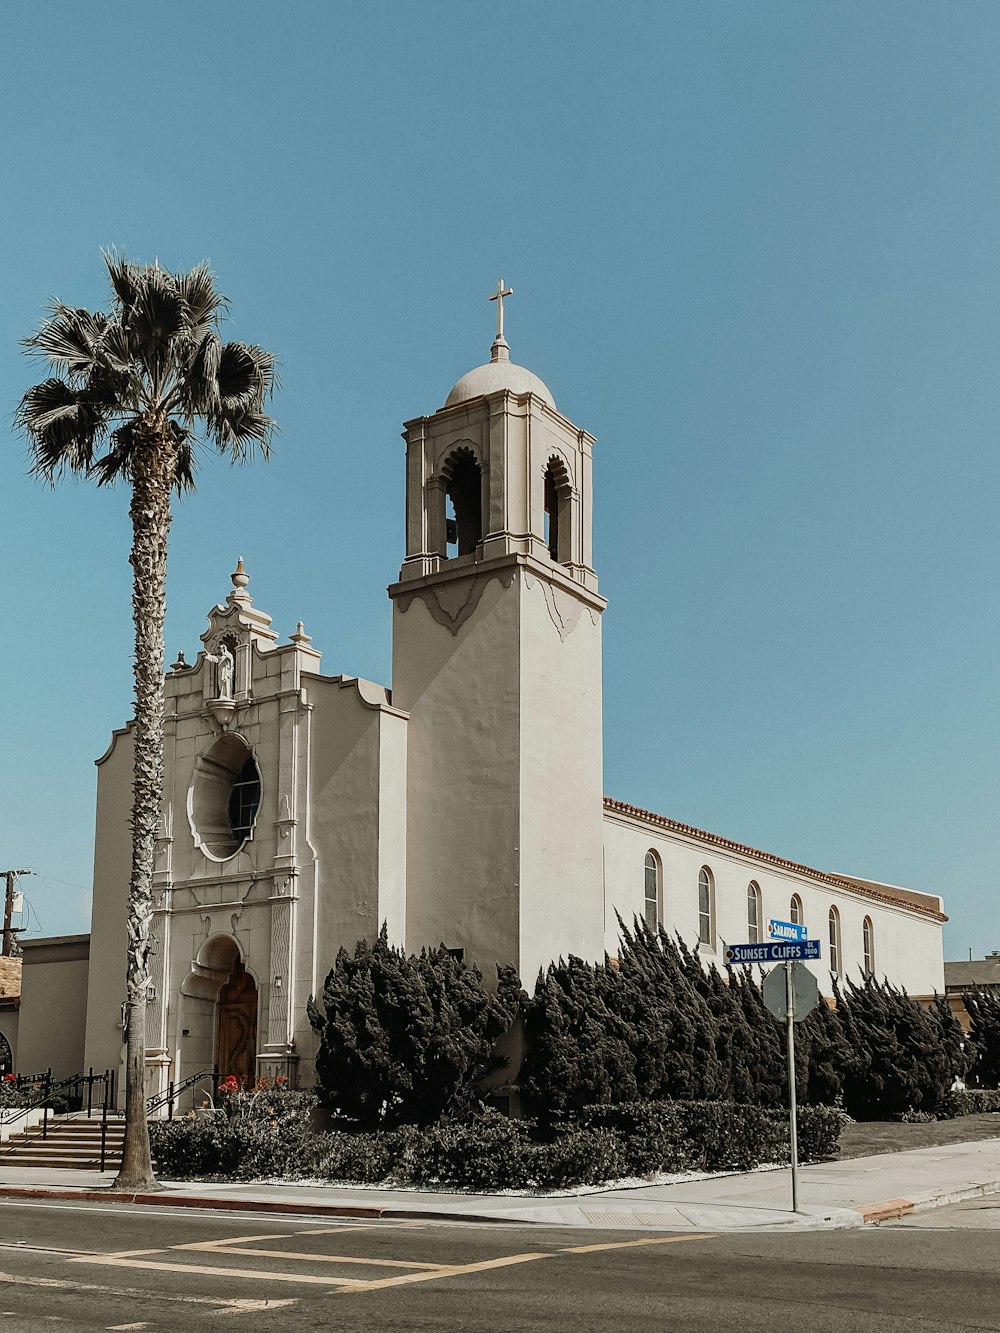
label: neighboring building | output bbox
[943,953,1000,1031]
[16,938,89,1080]
[16,305,948,1098]
[0,957,20,1074]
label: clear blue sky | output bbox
[2,2,997,962]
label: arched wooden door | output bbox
[215,957,258,1083]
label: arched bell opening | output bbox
[441,447,483,558]
[543,456,572,564]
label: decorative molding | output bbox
[268,900,293,1046]
[394,568,515,635]
[525,572,586,641]
[147,916,167,1046]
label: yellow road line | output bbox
[68,1254,368,1286]
[0,1268,297,1311]
[560,1234,716,1254]
[173,1243,441,1269]
[342,1251,552,1294]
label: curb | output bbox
[855,1177,1000,1225]
[0,1185,383,1218]
[0,1184,503,1227]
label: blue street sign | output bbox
[725,940,821,964]
[768,918,807,942]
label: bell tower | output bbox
[389,285,606,984]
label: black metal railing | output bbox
[2,1068,119,1169]
[145,1067,218,1120]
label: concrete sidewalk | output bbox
[2,1137,999,1233]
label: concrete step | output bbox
[2,1123,127,1170]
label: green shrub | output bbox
[409,1110,533,1190]
[791,1105,842,1161]
[578,1101,698,1174]
[150,1083,318,1180]
[149,1113,239,1177]
[311,1127,418,1185]
[951,1088,1000,1116]
[526,1126,629,1190]
[308,927,524,1127]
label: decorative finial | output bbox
[170,650,188,671]
[290,621,312,645]
[231,555,250,591]
[489,279,513,363]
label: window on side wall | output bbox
[643,851,661,932]
[747,881,762,943]
[862,916,875,978]
[789,894,803,927]
[828,906,842,977]
[698,867,714,949]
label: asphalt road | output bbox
[0,1197,998,1332]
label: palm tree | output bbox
[16,254,276,1190]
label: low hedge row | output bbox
[952,1088,1000,1116]
[149,1092,842,1189]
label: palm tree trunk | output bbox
[113,426,174,1192]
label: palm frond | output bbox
[126,265,187,389]
[23,305,107,377]
[103,250,143,315]
[172,425,197,494]
[208,403,277,458]
[17,378,109,481]
[172,331,223,417]
[175,262,227,337]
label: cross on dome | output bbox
[489,279,513,340]
[489,279,513,363]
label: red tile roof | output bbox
[603,797,947,922]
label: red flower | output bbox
[2,1073,15,1083]
[275,1076,287,1085]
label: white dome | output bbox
[445,358,555,409]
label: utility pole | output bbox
[2,869,32,956]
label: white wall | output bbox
[603,807,945,998]
[18,936,91,1079]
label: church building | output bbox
[15,290,947,1095]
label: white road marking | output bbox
[106,1323,149,1330]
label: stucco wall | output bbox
[18,936,91,1079]
[603,809,945,998]
[83,726,133,1078]
[518,572,605,983]
[306,674,408,983]
[393,574,522,975]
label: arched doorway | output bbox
[215,955,258,1082]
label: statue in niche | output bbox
[216,643,235,699]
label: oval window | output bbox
[189,734,261,860]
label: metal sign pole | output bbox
[785,960,800,1213]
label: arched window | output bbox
[643,851,661,931]
[443,449,483,558]
[543,457,572,564]
[747,882,762,943]
[862,916,875,978]
[828,906,842,977]
[698,867,715,949]
[789,894,803,927]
